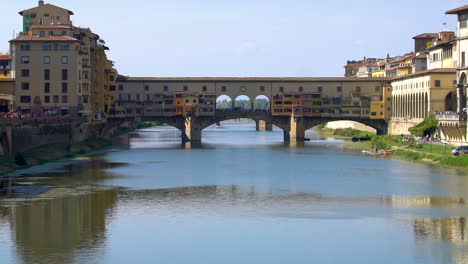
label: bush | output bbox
[409,115,439,137]
[371,136,389,150]
[14,153,27,166]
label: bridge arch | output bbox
[216,95,234,110]
[460,72,467,86]
[302,118,387,136]
[234,95,253,110]
[253,95,271,111]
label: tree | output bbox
[408,115,439,137]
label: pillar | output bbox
[457,84,466,118]
[256,120,273,131]
[183,116,202,142]
[289,116,305,141]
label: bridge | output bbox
[116,77,391,142]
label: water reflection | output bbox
[4,190,117,264]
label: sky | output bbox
[0,0,465,77]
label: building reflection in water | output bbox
[6,190,117,264]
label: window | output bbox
[356,86,361,92]
[44,56,50,64]
[61,56,68,64]
[299,87,303,92]
[49,31,54,36]
[144,85,149,91]
[463,52,466,68]
[202,86,207,92]
[62,96,68,104]
[146,94,150,101]
[279,87,284,92]
[109,85,116,91]
[184,86,188,91]
[39,31,45,37]
[164,85,168,92]
[337,86,342,92]
[461,14,468,28]
[375,86,380,92]
[44,96,50,103]
[222,86,227,92]
[53,95,59,103]
[118,85,124,91]
[318,87,323,92]
[21,56,29,64]
[21,82,29,90]
[62,69,68,80]
[435,80,441,87]
[62,83,68,93]
[61,31,67,36]
[21,69,30,77]
[44,83,50,93]
[260,86,265,92]
[20,44,30,51]
[110,75,115,82]
[44,69,50,80]
[136,94,141,101]
[20,96,31,103]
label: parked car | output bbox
[452,146,468,156]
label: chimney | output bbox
[39,1,44,6]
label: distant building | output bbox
[344,58,381,77]
[413,33,439,53]
[10,1,117,119]
[0,53,12,79]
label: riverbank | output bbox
[0,139,112,176]
[318,126,468,169]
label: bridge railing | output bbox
[435,114,464,121]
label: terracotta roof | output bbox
[390,68,456,81]
[0,55,11,60]
[446,5,468,14]
[11,35,79,42]
[117,76,390,82]
[413,33,438,39]
[19,3,74,16]
[30,25,72,30]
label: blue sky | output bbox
[0,0,464,77]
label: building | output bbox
[389,68,456,135]
[0,53,12,79]
[10,1,116,119]
[413,33,439,53]
[344,58,382,77]
[0,79,14,112]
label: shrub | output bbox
[409,115,439,137]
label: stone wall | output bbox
[325,121,376,133]
[387,120,421,135]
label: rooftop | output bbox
[19,2,74,16]
[0,55,11,60]
[10,34,79,42]
[390,68,456,81]
[413,33,438,39]
[446,5,468,14]
[117,76,390,82]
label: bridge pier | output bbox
[256,120,273,131]
[289,116,306,141]
[183,116,202,142]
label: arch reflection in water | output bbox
[7,190,117,264]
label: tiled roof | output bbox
[117,76,390,82]
[11,35,79,42]
[427,39,455,50]
[446,5,468,14]
[390,68,456,81]
[0,55,11,60]
[19,3,74,16]
[413,33,438,39]
[30,25,72,30]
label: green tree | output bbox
[408,115,439,137]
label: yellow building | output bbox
[0,79,14,112]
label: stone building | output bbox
[10,1,117,119]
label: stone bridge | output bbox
[141,110,388,142]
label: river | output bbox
[1,121,468,264]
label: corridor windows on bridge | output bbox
[259,86,265,92]
[254,95,270,111]
[375,86,380,92]
[183,86,188,91]
[240,86,246,92]
[279,87,284,92]
[234,95,252,110]
[317,86,323,92]
[203,86,208,92]
[216,95,232,110]
[21,82,29,90]
[144,85,149,91]
[221,86,227,92]
[298,87,303,92]
[356,86,361,92]
[336,86,342,92]
[118,85,124,91]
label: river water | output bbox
[1,122,468,264]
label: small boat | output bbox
[304,138,311,141]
